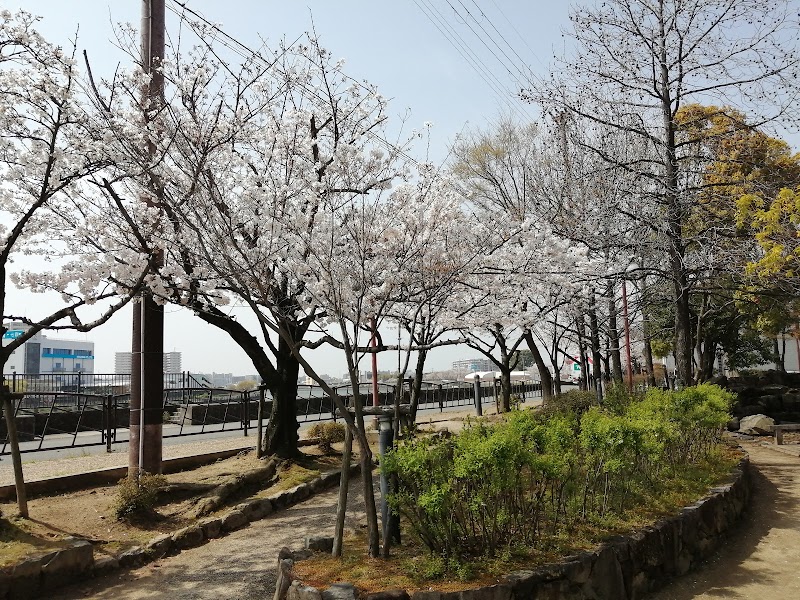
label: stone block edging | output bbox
[0,463,361,600]
[0,538,93,600]
[278,456,751,600]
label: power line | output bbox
[414,0,535,123]
[165,0,422,165]
[464,0,545,88]
[487,0,547,73]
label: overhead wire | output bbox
[165,0,422,166]
[447,0,529,91]
[413,0,534,123]
[463,0,546,88]
[486,0,547,73]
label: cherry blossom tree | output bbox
[0,10,154,516]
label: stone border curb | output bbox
[0,462,361,600]
[278,457,751,600]
[0,538,94,600]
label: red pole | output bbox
[622,279,633,391]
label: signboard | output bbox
[2,330,24,340]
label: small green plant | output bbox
[308,422,346,453]
[113,473,168,519]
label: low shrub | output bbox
[537,389,597,421]
[114,473,168,519]
[384,384,733,571]
[308,422,346,453]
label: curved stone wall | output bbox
[280,457,751,600]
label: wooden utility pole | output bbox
[130,0,165,478]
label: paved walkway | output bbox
[51,474,373,600]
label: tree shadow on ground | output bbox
[648,451,800,599]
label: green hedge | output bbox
[382,384,734,560]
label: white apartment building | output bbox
[114,351,182,374]
[2,321,95,376]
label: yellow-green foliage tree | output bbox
[739,188,800,284]
[672,105,800,378]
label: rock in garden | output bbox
[305,535,334,553]
[739,414,775,435]
[322,583,358,600]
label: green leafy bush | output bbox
[385,384,733,569]
[308,422,346,453]
[537,389,597,421]
[114,473,168,519]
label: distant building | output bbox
[164,352,182,373]
[452,357,494,373]
[114,352,132,374]
[2,321,95,377]
[114,351,182,374]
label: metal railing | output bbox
[1,378,542,457]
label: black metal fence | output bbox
[1,377,541,457]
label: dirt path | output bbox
[648,441,800,599]
[50,476,372,600]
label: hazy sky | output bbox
[3,1,574,376]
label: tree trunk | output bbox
[499,367,512,412]
[641,310,657,387]
[342,330,380,558]
[578,339,588,392]
[265,336,301,458]
[524,331,553,403]
[332,423,352,557]
[697,338,716,382]
[608,293,623,382]
[193,304,301,458]
[550,352,563,395]
[657,11,693,387]
[409,348,428,423]
[588,292,604,401]
[773,337,786,373]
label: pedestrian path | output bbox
[50,475,372,600]
[648,441,800,599]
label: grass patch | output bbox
[0,518,67,567]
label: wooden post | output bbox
[332,422,352,557]
[2,387,28,517]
